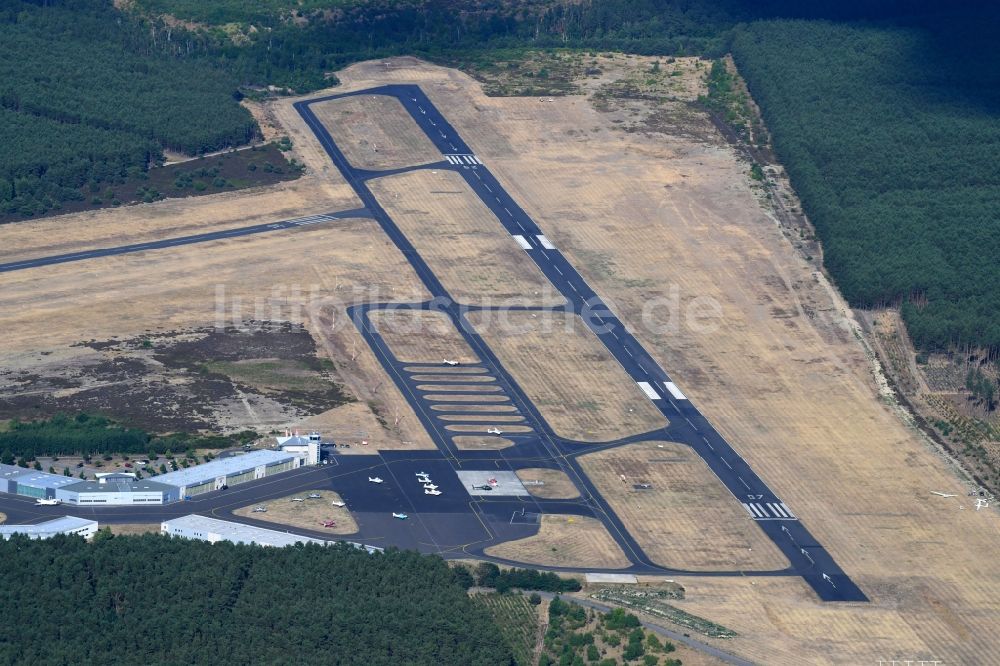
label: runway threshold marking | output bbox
[637,381,662,401]
[741,502,796,520]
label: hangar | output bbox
[153,450,300,499]
[0,464,78,499]
[162,514,327,548]
[0,516,98,540]
[56,472,179,505]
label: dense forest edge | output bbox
[0,534,514,665]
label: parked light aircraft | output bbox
[931,491,957,498]
[290,497,306,502]
[307,493,322,499]
[443,359,460,366]
[425,489,442,496]
[423,483,438,490]
[320,520,337,528]
[486,427,503,435]
[252,506,267,513]
[35,498,61,506]
[369,477,384,484]
[392,512,408,520]
[331,500,346,508]
[473,484,494,491]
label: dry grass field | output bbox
[485,514,630,569]
[467,311,667,442]
[309,94,441,171]
[233,490,358,535]
[302,57,1000,663]
[368,169,555,304]
[109,524,160,535]
[515,467,580,499]
[369,310,480,363]
[580,441,789,570]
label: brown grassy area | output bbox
[109,523,160,535]
[485,514,630,569]
[452,435,515,450]
[467,311,667,442]
[309,94,441,171]
[233,490,358,535]
[580,441,788,571]
[515,467,580,499]
[368,310,480,364]
[368,169,555,304]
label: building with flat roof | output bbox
[0,464,78,499]
[162,515,327,548]
[153,450,300,499]
[0,516,98,540]
[57,473,179,506]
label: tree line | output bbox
[0,413,254,459]
[731,15,1000,351]
[0,534,513,665]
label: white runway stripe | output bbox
[663,382,687,400]
[768,502,788,518]
[780,503,795,518]
[536,235,556,250]
[637,381,661,400]
[512,235,533,250]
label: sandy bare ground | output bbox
[467,311,667,442]
[580,441,788,571]
[310,94,441,171]
[296,57,1000,664]
[368,310,480,363]
[367,169,555,304]
[233,490,358,535]
[515,468,581,499]
[485,514,630,569]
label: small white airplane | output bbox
[290,497,306,502]
[35,498,60,506]
[392,512,408,520]
[307,493,322,499]
[486,427,503,435]
[415,471,430,478]
[443,359,460,367]
[331,500,346,508]
[931,491,958,498]
[252,506,267,513]
[416,477,431,484]
[423,483,439,490]
[368,477,384,484]
[425,489,442,496]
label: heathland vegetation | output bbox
[0,534,512,665]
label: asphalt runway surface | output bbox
[0,85,865,602]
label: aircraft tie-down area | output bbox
[294,84,867,603]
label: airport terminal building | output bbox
[153,450,300,499]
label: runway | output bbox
[0,85,865,602]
